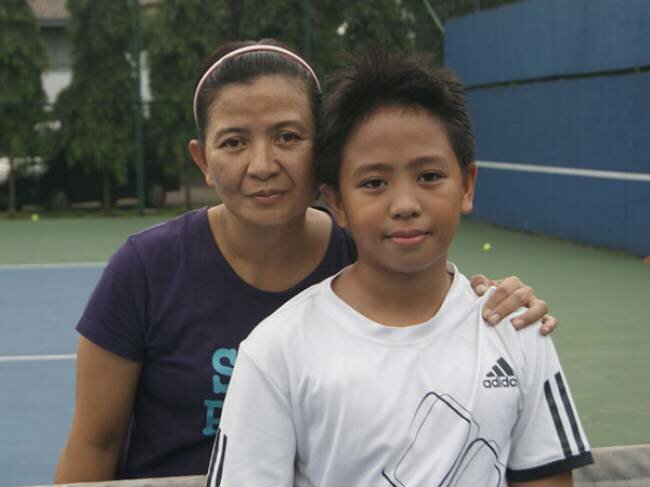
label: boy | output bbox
[205,48,593,486]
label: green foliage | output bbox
[237,0,344,76]
[339,0,415,53]
[145,0,227,174]
[0,0,48,158]
[55,0,135,184]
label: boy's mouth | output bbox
[386,229,430,246]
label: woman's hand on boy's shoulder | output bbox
[470,274,557,336]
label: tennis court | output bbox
[1,214,648,486]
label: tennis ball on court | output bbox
[482,242,492,252]
[31,213,40,222]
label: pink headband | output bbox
[193,45,321,130]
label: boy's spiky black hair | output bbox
[316,47,475,188]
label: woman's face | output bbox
[190,75,316,228]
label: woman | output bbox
[55,40,553,481]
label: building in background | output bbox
[27,0,70,104]
[27,0,152,106]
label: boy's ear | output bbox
[320,184,348,229]
[461,163,478,214]
[188,139,215,187]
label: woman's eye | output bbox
[419,172,441,182]
[278,132,299,143]
[361,179,386,189]
[219,138,243,149]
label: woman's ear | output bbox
[189,139,215,187]
[320,184,348,229]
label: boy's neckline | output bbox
[328,258,453,327]
[323,263,475,345]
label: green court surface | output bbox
[1,214,648,447]
[452,220,650,448]
[0,212,172,264]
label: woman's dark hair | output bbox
[194,39,321,142]
[316,47,475,189]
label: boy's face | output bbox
[323,105,477,277]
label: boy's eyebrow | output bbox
[407,155,449,167]
[351,162,393,177]
[351,155,450,177]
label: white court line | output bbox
[0,262,105,270]
[477,160,650,182]
[0,354,77,362]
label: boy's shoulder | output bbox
[486,293,549,383]
[241,275,336,357]
[492,301,546,351]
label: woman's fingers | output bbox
[539,314,559,335]
[482,277,531,322]
[472,275,557,334]
[470,273,492,296]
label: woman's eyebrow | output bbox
[213,126,247,138]
[270,119,311,131]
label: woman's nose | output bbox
[247,141,279,180]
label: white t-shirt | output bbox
[206,264,593,486]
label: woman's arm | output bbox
[471,274,557,335]
[510,470,573,486]
[54,336,142,482]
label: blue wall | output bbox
[445,0,650,256]
[447,0,650,85]
[474,169,649,255]
[468,74,650,172]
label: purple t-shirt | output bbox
[76,207,356,479]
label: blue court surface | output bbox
[0,264,104,487]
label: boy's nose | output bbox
[389,191,422,219]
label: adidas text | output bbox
[483,377,518,388]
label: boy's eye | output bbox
[419,171,441,183]
[360,178,386,189]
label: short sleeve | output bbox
[206,345,296,487]
[507,331,594,482]
[76,238,148,361]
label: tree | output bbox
[55,0,135,212]
[339,0,415,54]
[237,0,344,77]
[145,0,227,209]
[0,0,48,216]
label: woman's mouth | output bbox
[249,190,285,205]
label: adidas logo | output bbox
[482,357,518,389]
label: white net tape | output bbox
[30,445,650,487]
